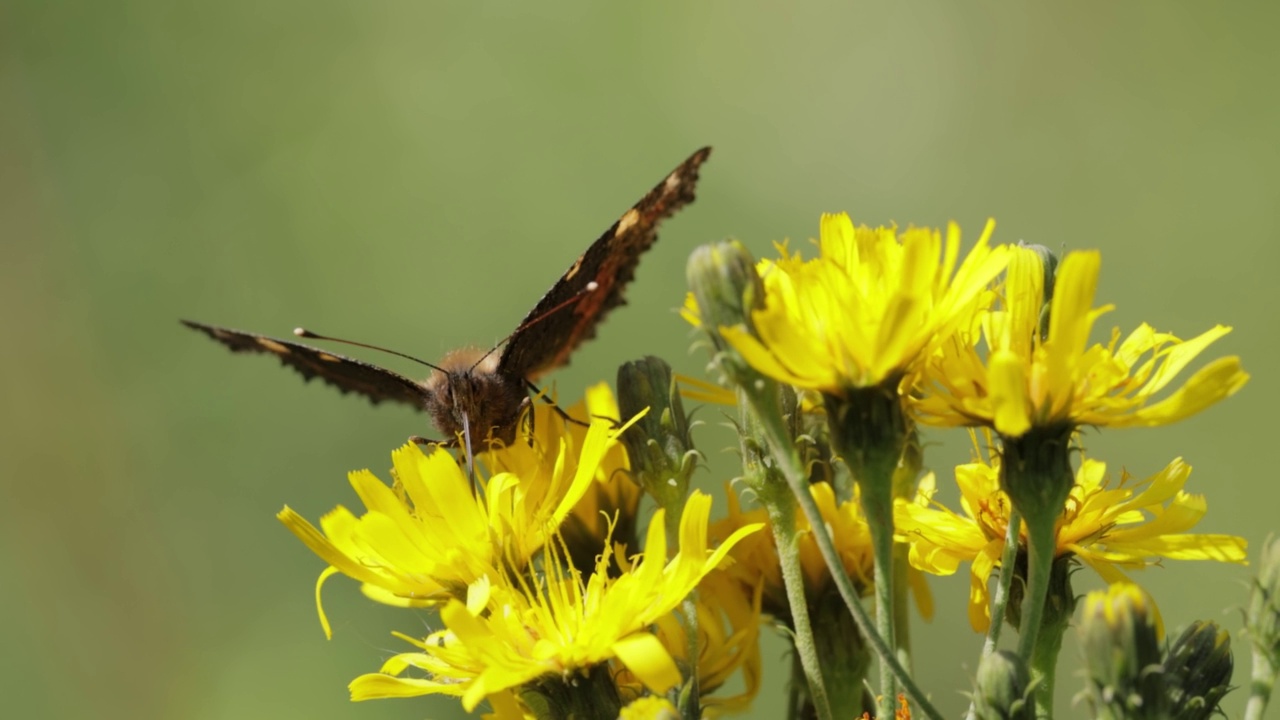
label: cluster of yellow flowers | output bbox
[280,213,1252,720]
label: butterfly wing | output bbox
[497,146,712,380]
[181,320,431,411]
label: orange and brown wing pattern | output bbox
[497,146,712,380]
[181,320,431,410]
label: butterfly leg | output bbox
[525,381,590,428]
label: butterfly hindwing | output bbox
[181,320,431,411]
[496,146,712,380]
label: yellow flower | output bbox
[712,214,1009,393]
[490,383,642,573]
[711,481,936,617]
[913,248,1249,436]
[895,431,1247,632]
[615,570,764,717]
[277,391,628,638]
[347,492,763,711]
[618,696,680,720]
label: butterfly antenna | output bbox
[294,328,451,375]
[467,280,600,373]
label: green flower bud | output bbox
[685,240,766,387]
[972,650,1034,720]
[1163,620,1233,720]
[617,356,697,514]
[1079,583,1166,719]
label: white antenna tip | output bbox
[293,327,307,337]
[586,281,599,292]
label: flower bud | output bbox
[972,650,1034,720]
[617,356,697,513]
[1163,620,1233,720]
[685,240,766,386]
[1078,583,1166,718]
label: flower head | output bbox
[348,491,762,711]
[914,247,1249,436]
[278,390,630,637]
[895,431,1247,631]
[709,214,1009,394]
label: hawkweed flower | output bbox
[347,491,762,714]
[913,246,1248,699]
[896,432,1246,633]
[615,570,764,717]
[701,214,1007,715]
[277,394,630,637]
[913,248,1249,436]
[547,384,644,576]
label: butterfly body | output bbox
[183,147,711,448]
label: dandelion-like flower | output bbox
[277,393,629,637]
[616,570,764,717]
[913,247,1249,436]
[895,432,1247,632]
[706,213,1009,394]
[348,491,762,713]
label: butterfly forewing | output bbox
[181,320,431,410]
[496,146,712,380]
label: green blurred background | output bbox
[2,2,1275,718]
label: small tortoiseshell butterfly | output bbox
[183,147,711,449]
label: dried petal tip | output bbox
[1163,620,1233,720]
[1079,583,1166,717]
[972,650,1034,720]
[617,356,697,511]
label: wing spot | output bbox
[615,208,640,236]
[317,352,341,362]
[257,338,291,354]
[564,255,584,280]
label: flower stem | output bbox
[965,507,1021,720]
[745,386,943,720]
[769,492,835,720]
[1245,643,1277,720]
[865,483,899,717]
[892,543,913,674]
[1015,516,1057,717]
[984,507,1022,656]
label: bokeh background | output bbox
[3,2,1276,718]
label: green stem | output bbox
[984,507,1022,657]
[746,389,943,720]
[892,543,913,675]
[768,495,834,720]
[1245,644,1276,720]
[865,484,899,717]
[1015,517,1057,717]
[679,596,701,719]
[1029,600,1067,720]
[965,507,1022,720]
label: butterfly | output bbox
[182,147,711,451]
